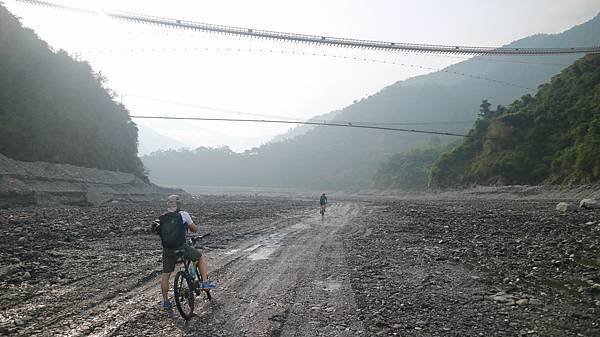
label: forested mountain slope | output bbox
[0,5,144,176]
[143,14,600,189]
[430,53,600,187]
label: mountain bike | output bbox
[320,204,326,218]
[173,234,212,319]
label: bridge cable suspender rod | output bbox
[129,115,470,138]
[12,0,600,56]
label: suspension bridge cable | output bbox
[94,28,573,67]
[12,0,600,55]
[129,115,470,137]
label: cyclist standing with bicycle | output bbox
[319,193,328,217]
[156,194,216,310]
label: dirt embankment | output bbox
[0,154,185,207]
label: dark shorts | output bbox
[162,244,202,273]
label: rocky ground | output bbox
[0,195,598,336]
[347,199,600,336]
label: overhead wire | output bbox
[85,47,536,91]
[11,0,600,55]
[127,94,307,122]
[130,115,470,138]
[127,94,477,127]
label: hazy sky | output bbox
[4,0,599,151]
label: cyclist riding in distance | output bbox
[320,193,328,216]
[157,194,216,310]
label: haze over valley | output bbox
[1,1,599,336]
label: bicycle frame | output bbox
[172,233,212,319]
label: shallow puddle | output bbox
[248,246,278,260]
[314,279,342,291]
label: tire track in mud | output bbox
[0,213,299,337]
[2,247,162,337]
[52,214,309,337]
[161,203,367,337]
[27,203,365,337]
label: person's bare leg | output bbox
[161,272,171,302]
[197,256,208,281]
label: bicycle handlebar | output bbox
[188,233,211,244]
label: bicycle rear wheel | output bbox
[174,271,195,319]
[195,265,212,301]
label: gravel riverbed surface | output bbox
[0,196,598,336]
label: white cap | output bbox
[167,194,182,211]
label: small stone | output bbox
[516,299,529,305]
[493,293,515,303]
[528,298,542,305]
[579,199,600,209]
[23,271,31,279]
[556,202,577,212]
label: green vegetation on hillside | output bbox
[372,138,457,190]
[0,5,144,176]
[430,54,600,187]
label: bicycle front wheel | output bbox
[174,271,195,319]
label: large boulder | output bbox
[556,202,577,212]
[579,199,600,209]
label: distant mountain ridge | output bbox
[143,14,600,188]
[137,124,187,155]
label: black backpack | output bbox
[158,211,186,249]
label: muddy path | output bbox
[114,202,366,337]
[0,197,316,336]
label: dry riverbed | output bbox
[0,196,598,336]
